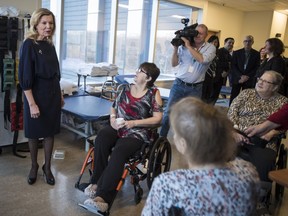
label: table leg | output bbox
[77,73,81,87]
[85,121,91,152]
[83,75,87,93]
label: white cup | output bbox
[116,118,125,127]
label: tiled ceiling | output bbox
[208,0,288,13]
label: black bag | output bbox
[236,130,268,162]
[235,129,268,148]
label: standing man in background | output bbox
[222,37,235,87]
[160,24,216,137]
[209,37,234,104]
[229,35,260,105]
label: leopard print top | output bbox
[228,89,288,151]
[228,89,287,131]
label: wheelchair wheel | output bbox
[147,137,171,189]
[277,144,287,169]
[275,144,287,200]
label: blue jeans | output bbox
[160,78,203,137]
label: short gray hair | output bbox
[170,97,235,165]
[263,70,283,90]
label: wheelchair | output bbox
[75,129,172,216]
[236,132,287,215]
[274,138,287,201]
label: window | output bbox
[115,0,152,74]
[155,1,199,75]
[42,0,50,9]
[61,0,112,82]
[43,0,202,83]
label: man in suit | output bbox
[229,35,260,105]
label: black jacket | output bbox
[231,48,260,86]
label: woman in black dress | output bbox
[201,35,220,104]
[18,8,64,185]
[255,38,286,95]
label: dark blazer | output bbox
[256,56,286,78]
[231,48,260,86]
[215,47,231,82]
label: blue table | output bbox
[62,96,112,151]
[115,75,231,105]
[220,86,232,95]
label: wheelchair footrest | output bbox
[76,182,90,192]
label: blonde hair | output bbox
[170,97,235,165]
[25,8,55,44]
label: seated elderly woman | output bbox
[245,103,288,136]
[228,70,288,182]
[142,97,260,216]
[82,62,163,213]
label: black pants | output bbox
[212,79,224,104]
[238,146,277,182]
[202,74,214,104]
[91,125,143,204]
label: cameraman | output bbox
[160,24,216,138]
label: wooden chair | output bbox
[269,168,288,201]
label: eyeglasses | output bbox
[137,68,149,76]
[257,77,275,85]
[243,40,252,43]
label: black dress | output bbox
[255,56,286,95]
[18,39,61,138]
[255,56,286,78]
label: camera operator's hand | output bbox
[181,37,192,48]
[171,46,179,67]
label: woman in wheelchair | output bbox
[83,62,163,213]
[245,103,288,136]
[228,70,288,182]
[142,97,260,215]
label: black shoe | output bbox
[28,164,39,185]
[42,164,55,185]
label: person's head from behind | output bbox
[243,35,254,50]
[207,35,219,49]
[224,37,234,51]
[136,62,160,88]
[27,8,56,43]
[170,97,235,166]
[256,70,283,97]
[264,38,284,57]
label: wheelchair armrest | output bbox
[277,132,286,140]
[234,129,268,148]
[147,123,162,130]
[135,123,161,129]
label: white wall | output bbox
[284,23,288,55]
[270,11,287,40]
[205,3,244,49]
[241,11,274,51]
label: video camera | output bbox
[171,18,198,47]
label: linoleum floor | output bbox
[0,128,287,216]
